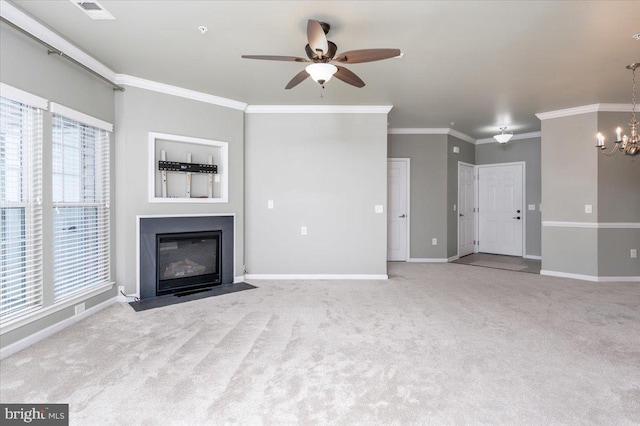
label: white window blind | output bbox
[52,113,110,301]
[0,95,44,323]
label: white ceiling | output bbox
[7,0,640,139]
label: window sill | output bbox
[0,282,115,335]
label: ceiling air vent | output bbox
[69,0,115,20]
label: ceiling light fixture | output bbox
[305,63,338,87]
[596,63,639,156]
[493,126,513,144]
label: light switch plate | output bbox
[453,204,457,211]
[214,175,221,183]
[374,205,384,214]
[528,204,535,211]
[453,146,460,154]
[432,238,437,246]
[585,204,593,214]
[301,226,307,236]
[631,249,637,259]
[267,200,274,209]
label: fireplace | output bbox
[138,215,234,300]
[156,231,222,295]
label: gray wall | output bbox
[540,113,599,276]
[596,112,640,277]
[114,87,245,293]
[540,111,639,278]
[245,113,388,275]
[0,24,116,347]
[388,134,448,259]
[447,136,475,258]
[475,137,541,257]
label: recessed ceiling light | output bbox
[634,33,640,41]
[198,26,208,35]
[69,0,115,20]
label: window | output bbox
[0,93,43,322]
[51,112,110,301]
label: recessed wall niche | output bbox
[148,132,228,203]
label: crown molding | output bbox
[245,105,393,114]
[0,0,117,82]
[115,74,247,111]
[388,128,475,144]
[388,128,449,135]
[536,103,638,120]
[448,129,476,144]
[475,131,542,145]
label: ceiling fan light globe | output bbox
[306,63,338,84]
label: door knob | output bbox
[517,209,521,213]
[399,214,406,218]
[459,214,464,217]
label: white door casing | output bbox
[458,162,475,257]
[387,159,409,261]
[478,163,524,256]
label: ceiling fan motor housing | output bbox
[305,41,337,60]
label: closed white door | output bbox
[458,163,475,257]
[387,159,408,261]
[478,164,523,256]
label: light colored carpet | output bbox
[470,260,529,271]
[1,262,639,425]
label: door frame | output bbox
[475,161,526,257]
[457,161,476,258]
[387,158,411,261]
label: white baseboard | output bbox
[234,276,245,283]
[448,256,460,262]
[244,274,388,280]
[540,270,640,282]
[408,258,449,263]
[1,297,117,360]
[524,255,542,260]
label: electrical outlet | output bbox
[528,204,535,211]
[301,226,307,236]
[74,302,85,315]
[374,205,383,214]
[432,238,437,246]
[631,249,637,259]
[585,204,593,214]
[118,286,124,295]
[267,200,274,209]
[214,175,221,183]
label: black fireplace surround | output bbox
[139,216,234,299]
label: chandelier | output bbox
[595,63,639,156]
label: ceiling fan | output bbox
[242,19,401,89]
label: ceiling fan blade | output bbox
[334,66,365,88]
[333,48,402,64]
[285,69,310,89]
[242,55,309,62]
[307,19,329,56]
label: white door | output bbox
[387,159,408,261]
[458,163,475,257]
[478,164,523,256]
